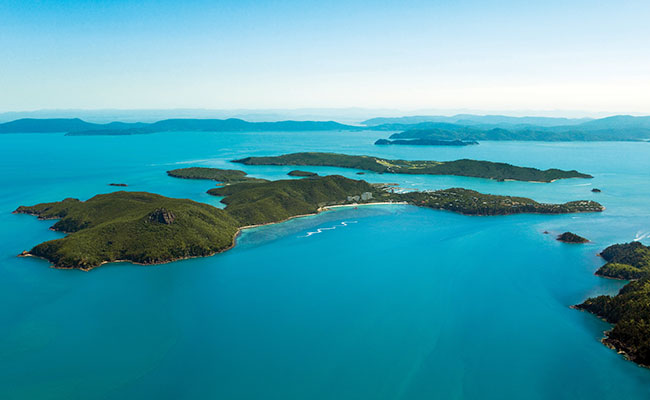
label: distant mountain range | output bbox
[1,115,650,141]
[362,114,593,127]
[367,115,650,141]
[0,118,355,135]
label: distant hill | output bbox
[2,115,650,141]
[0,118,357,135]
[363,114,592,127]
[379,115,650,141]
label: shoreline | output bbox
[17,201,410,271]
[15,196,602,271]
[237,201,409,230]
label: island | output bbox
[374,138,478,146]
[557,232,589,243]
[287,170,318,177]
[592,188,602,193]
[14,192,240,270]
[574,241,650,367]
[232,152,593,182]
[15,172,603,270]
[393,188,603,215]
[167,167,267,184]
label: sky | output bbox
[1,0,650,115]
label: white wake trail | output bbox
[302,221,357,238]
[634,231,650,242]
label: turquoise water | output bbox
[1,131,650,399]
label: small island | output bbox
[167,167,267,184]
[16,172,603,270]
[557,232,589,243]
[288,170,318,177]
[574,241,650,367]
[374,138,478,146]
[232,152,592,182]
[592,188,602,193]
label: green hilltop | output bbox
[208,175,381,226]
[15,192,240,270]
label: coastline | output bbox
[17,201,410,271]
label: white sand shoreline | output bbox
[321,201,409,210]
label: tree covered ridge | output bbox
[576,241,650,366]
[233,152,592,182]
[167,167,267,184]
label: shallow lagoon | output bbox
[1,131,649,399]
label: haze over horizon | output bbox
[2,0,650,113]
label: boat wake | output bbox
[634,231,650,242]
[302,221,357,238]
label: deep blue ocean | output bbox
[1,130,649,399]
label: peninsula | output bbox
[16,172,603,270]
[232,152,592,182]
[575,241,650,366]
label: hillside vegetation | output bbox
[209,175,381,226]
[397,188,603,215]
[596,242,650,280]
[576,242,650,366]
[15,192,239,270]
[167,167,267,184]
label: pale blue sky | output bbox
[1,0,649,113]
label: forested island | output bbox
[232,152,592,182]
[14,192,240,270]
[288,170,318,177]
[557,232,589,243]
[15,171,603,270]
[167,167,267,184]
[575,242,650,366]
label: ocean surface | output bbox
[1,130,649,399]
